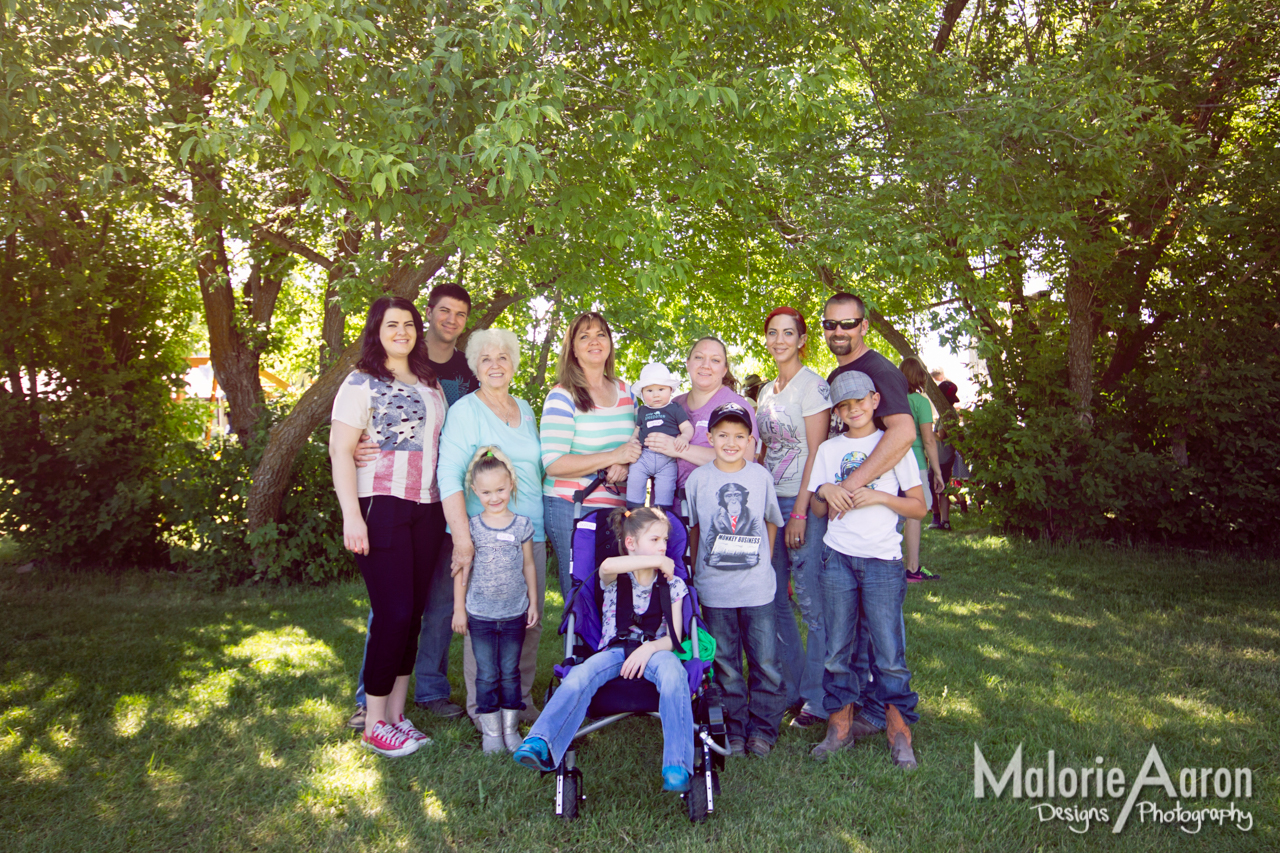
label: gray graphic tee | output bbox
[685,461,784,608]
[465,514,534,620]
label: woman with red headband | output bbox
[754,306,832,729]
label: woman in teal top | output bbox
[438,327,546,723]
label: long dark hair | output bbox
[355,296,439,388]
[556,311,618,411]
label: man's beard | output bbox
[827,337,852,356]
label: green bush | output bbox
[161,421,354,586]
[960,309,1280,550]
[0,232,193,568]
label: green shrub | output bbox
[0,232,193,568]
[161,421,354,586]
[960,310,1280,550]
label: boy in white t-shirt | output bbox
[805,370,927,768]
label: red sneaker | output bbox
[362,721,420,757]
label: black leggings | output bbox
[355,496,446,697]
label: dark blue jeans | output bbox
[819,547,918,727]
[702,603,787,744]
[469,614,526,714]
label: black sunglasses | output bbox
[821,318,864,331]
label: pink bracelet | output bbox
[789,512,808,520]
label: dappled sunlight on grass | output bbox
[226,625,341,674]
[2,541,1276,852]
[18,742,63,782]
[298,742,385,821]
[421,790,447,822]
[112,694,152,738]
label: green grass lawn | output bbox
[2,516,1276,852]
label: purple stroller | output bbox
[545,475,729,822]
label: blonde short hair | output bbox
[465,328,521,378]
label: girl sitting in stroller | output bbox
[513,506,695,792]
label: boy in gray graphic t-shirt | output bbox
[686,403,786,753]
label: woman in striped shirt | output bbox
[539,312,642,596]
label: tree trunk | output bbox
[244,252,454,538]
[866,307,954,421]
[195,200,266,441]
[533,298,562,389]
[1065,266,1097,427]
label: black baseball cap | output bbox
[707,402,752,431]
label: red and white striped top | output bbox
[331,371,446,503]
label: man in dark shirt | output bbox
[347,283,478,728]
[823,292,915,489]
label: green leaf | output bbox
[292,79,310,113]
[372,172,386,196]
[269,70,287,100]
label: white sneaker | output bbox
[393,715,433,746]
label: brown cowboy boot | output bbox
[885,705,917,769]
[811,703,858,760]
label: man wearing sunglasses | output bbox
[822,293,916,486]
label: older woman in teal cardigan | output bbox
[438,327,546,724]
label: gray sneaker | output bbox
[415,698,465,719]
[346,705,366,730]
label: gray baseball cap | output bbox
[830,370,877,404]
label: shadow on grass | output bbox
[1,530,1277,852]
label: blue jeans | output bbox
[355,539,457,706]
[543,495,577,600]
[772,494,828,719]
[469,615,526,713]
[528,646,693,773]
[819,547,918,728]
[702,603,787,744]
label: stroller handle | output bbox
[571,469,610,509]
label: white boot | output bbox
[501,709,523,752]
[478,712,504,755]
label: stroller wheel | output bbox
[557,768,582,821]
[686,771,710,823]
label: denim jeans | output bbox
[469,614,526,713]
[771,493,828,719]
[527,646,693,773]
[819,547,918,728]
[543,494,577,600]
[702,603,787,744]
[355,538,457,706]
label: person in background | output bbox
[347,283,477,731]
[754,306,831,728]
[930,380,961,531]
[899,356,944,582]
